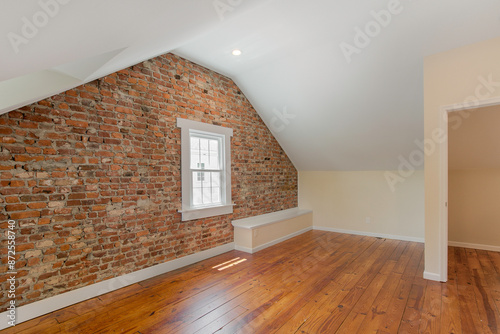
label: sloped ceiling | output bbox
[1,0,500,170]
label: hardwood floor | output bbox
[2,230,500,333]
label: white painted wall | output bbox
[298,171,424,241]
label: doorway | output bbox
[439,97,500,281]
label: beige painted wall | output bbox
[299,171,424,240]
[449,169,500,247]
[449,105,500,169]
[424,36,500,278]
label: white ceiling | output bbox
[1,0,500,170]
[449,105,500,170]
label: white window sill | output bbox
[179,204,234,221]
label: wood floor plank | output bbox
[396,250,426,333]
[418,280,442,333]
[462,248,500,333]
[224,235,376,333]
[194,305,247,334]
[296,239,401,333]
[0,316,59,334]
[472,274,500,334]
[489,251,500,275]
[379,277,413,333]
[492,289,500,316]
[398,282,427,334]
[247,236,378,333]
[454,247,486,334]
[2,232,499,334]
[440,281,462,334]
[413,247,427,286]
[51,297,105,324]
[336,272,399,333]
[393,242,417,275]
[356,273,404,333]
[477,250,500,293]
[273,238,387,333]
[120,233,340,333]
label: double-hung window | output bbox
[177,118,233,221]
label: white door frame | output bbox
[438,96,500,282]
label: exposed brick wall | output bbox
[0,53,297,311]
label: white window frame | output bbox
[177,118,233,221]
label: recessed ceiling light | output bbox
[232,49,242,56]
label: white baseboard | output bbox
[313,226,425,243]
[423,271,444,282]
[0,242,234,330]
[448,241,500,252]
[234,245,253,253]
[235,227,313,254]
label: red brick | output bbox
[20,195,47,202]
[10,211,41,219]
[27,202,47,209]
[10,180,25,187]
[68,193,85,200]
[19,121,38,129]
[60,245,70,251]
[25,114,51,123]
[26,147,43,154]
[92,205,106,211]
[0,137,16,143]
[28,257,40,266]
[5,196,19,203]
[4,145,25,154]
[100,124,119,132]
[38,140,52,146]
[17,243,35,252]
[5,204,27,211]
[66,119,89,128]
[43,148,57,155]
[46,133,67,140]
[38,218,51,225]
[14,155,44,162]
[72,157,86,164]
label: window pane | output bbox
[208,139,220,170]
[211,172,220,187]
[212,187,220,203]
[210,172,221,204]
[191,171,222,206]
[191,136,199,150]
[191,153,200,168]
[190,137,201,169]
[200,138,210,169]
[192,171,202,206]
[190,135,221,170]
[200,137,209,151]
[202,184,211,204]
